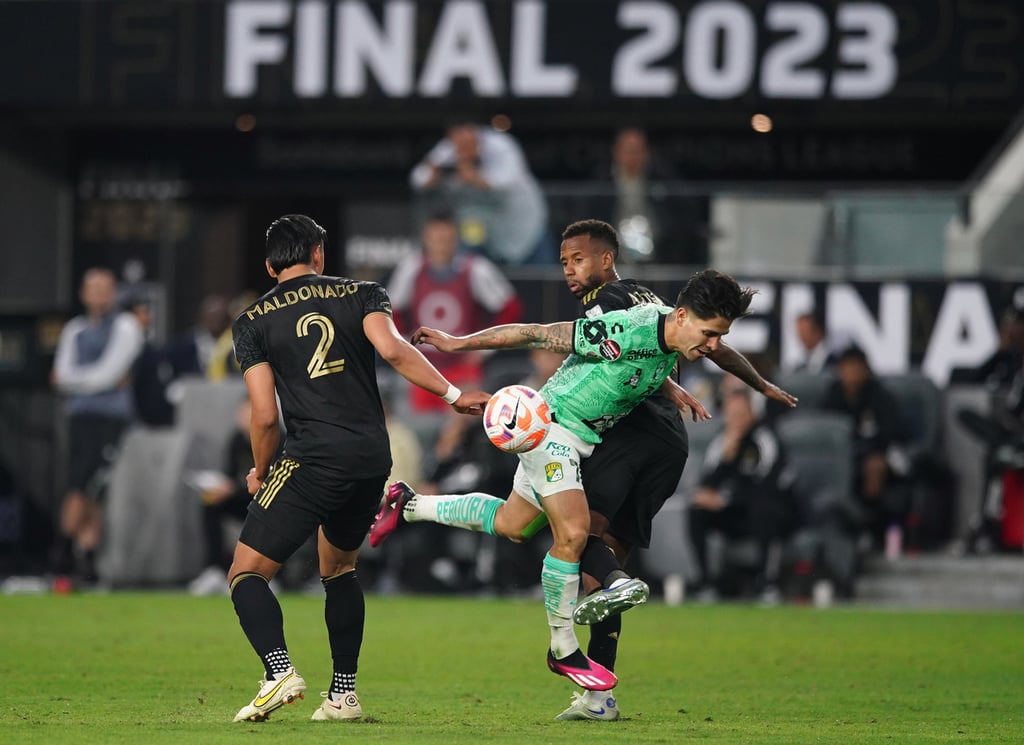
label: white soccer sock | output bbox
[403,492,503,534]
[542,553,581,658]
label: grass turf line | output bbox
[0,593,1020,744]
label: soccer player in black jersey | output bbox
[555,219,795,720]
[227,214,489,723]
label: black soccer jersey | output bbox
[232,274,393,477]
[579,279,687,447]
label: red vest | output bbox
[407,259,487,366]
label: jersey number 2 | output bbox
[296,312,346,378]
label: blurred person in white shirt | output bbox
[51,267,144,582]
[410,122,552,265]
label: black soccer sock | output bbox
[323,570,364,693]
[579,535,628,589]
[553,648,590,666]
[230,572,290,678]
[587,614,622,672]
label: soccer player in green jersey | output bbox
[370,269,797,692]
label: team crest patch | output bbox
[544,463,564,482]
[599,339,622,361]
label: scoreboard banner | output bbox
[0,0,1022,125]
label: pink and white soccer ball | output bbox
[482,385,552,454]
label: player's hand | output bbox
[411,326,459,352]
[675,385,712,422]
[762,382,798,408]
[245,468,265,496]
[452,389,490,416]
[661,379,712,421]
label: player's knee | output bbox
[495,521,528,544]
[553,525,589,554]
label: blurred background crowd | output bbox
[1,0,1023,608]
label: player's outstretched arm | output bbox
[364,312,489,414]
[412,321,576,354]
[707,342,798,408]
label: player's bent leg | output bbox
[573,577,650,626]
[554,690,621,721]
[375,483,507,542]
[491,491,545,542]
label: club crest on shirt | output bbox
[599,339,622,361]
[544,463,564,482]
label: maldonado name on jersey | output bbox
[243,282,365,320]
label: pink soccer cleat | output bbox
[368,481,415,548]
[546,650,618,691]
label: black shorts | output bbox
[239,456,386,564]
[68,414,129,495]
[582,424,688,549]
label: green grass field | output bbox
[1,592,1020,744]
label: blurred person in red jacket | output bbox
[387,210,522,414]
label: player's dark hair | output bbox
[675,269,754,321]
[561,219,620,260]
[265,214,327,273]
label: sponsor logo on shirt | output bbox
[545,442,572,458]
[599,339,621,361]
[625,348,659,360]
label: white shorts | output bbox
[511,422,595,510]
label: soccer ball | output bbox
[483,384,552,454]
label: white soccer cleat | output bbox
[233,667,306,722]
[311,691,363,721]
[554,690,621,721]
[572,577,650,625]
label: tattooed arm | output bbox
[412,322,576,355]
[707,342,766,392]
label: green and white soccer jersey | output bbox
[540,304,678,445]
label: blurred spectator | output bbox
[51,268,144,581]
[958,299,1024,389]
[785,310,837,374]
[123,292,175,427]
[385,405,425,493]
[187,397,257,596]
[410,122,552,265]
[957,299,1024,552]
[687,385,797,602]
[207,291,259,381]
[165,294,231,380]
[821,346,908,547]
[958,374,1024,553]
[598,127,707,265]
[387,211,522,414]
